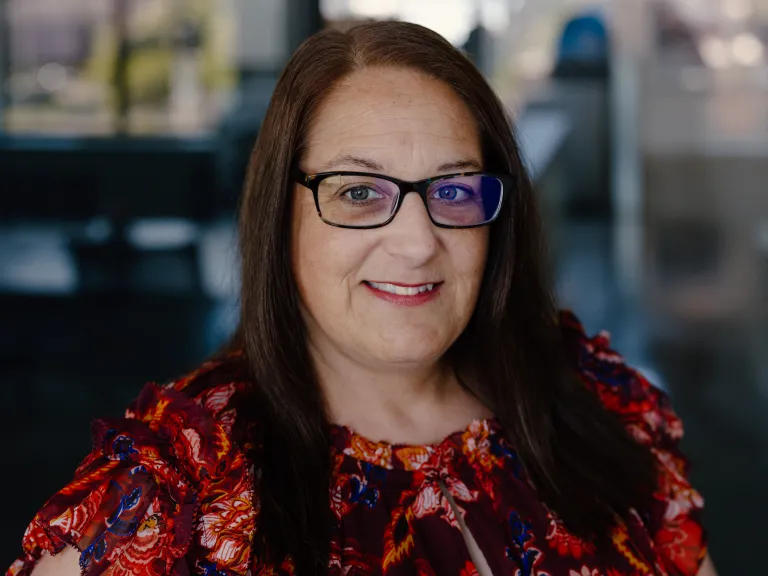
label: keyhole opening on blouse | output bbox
[439,479,495,576]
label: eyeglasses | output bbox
[293,169,511,229]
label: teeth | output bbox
[368,282,437,296]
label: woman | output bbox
[9,21,715,576]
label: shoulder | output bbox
[559,309,678,447]
[130,350,252,451]
[118,350,255,493]
[559,310,708,576]
[10,352,258,576]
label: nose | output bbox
[382,192,439,265]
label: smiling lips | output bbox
[366,281,436,295]
[363,280,442,306]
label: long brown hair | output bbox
[231,20,655,574]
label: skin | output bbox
[292,67,492,445]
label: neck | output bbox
[309,338,492,446]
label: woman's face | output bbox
[292,67,488,368]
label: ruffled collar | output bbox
[329,417,505,471]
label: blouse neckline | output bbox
[329,417,504,471]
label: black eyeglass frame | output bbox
[293,168,513,230]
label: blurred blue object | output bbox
[556,12,609,65]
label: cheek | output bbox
[292,195,370,310]
[447,229,489,291]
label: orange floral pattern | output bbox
[545,514,595,559]
[7,312,707,576]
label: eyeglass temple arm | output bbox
[292,167,314,185]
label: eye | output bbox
[431,185,471,201]
[342,186,384,202]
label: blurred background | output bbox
[0,0,765,572]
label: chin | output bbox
[366,327,451,365]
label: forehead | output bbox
[303,67,481,176]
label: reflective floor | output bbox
[1,214,765,573]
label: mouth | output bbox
[363,281,441,296]
[362,281,443,307]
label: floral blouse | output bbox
[7,312,706,576]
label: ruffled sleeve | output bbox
[7,377,254,576]
[560,310,708,576]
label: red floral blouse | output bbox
[7,312,707,576]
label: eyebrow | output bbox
[435,159,483,172]
[321,155,384,172]
[320,155,483,174]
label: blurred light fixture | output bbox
[126,218,199,251]
[721,0,753,21]
[480,0,511,34]
[517,49,551,77]
[699,36,731,69]
[401,0,476,46]
[37,62,68,92]
[699,36,731,70]
[348,0,401,18]
[84,217,113,244]
[731,33,764,66]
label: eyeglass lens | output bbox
[315,174,503,227]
